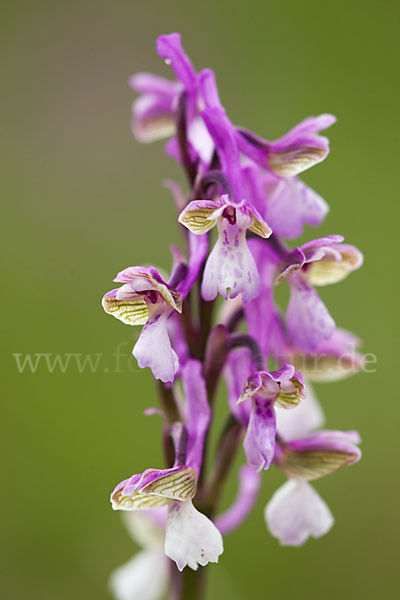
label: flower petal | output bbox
[201,221,260,305]
[267,114,336,177]
[109,550,168,600]
[133,310,179,383]
[246,203,273,239]
[224,348,253,426]
[178,200,220,234]
[243,397,276,471]
[182,360,210,475]
[164,500,223,571]
[111,467,197,511]
[111,478,168,511]
[122,509,167,549]
[276,382,325,440]
[264,176,329,239]
[289,328,363,382]
[265,479,334,546]
[287,276,335,352]
[199,70,243,202]
[278,430,361,480]
[102,289,149,325]
[176,232,208,300]
[238,365,306,409]
[215,466,261,535]
[305,244,364,286]
[132,95,176,143]
[114,267,182,313]
[139,466,197,500]
[129,72,179,96]
[156,33,197,91]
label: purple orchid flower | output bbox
[102,266,182,383]
[237,114,336,177]
[131,33,216,167]
[110,360,223,571]
[179,194,271,304]
[277,234,364,285]
[237,364,307,471]
[129,72,180,143]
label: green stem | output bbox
[178,567,207,600]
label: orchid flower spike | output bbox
[103,31,364,588]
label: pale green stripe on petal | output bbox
[178,203,219,235]
[279,450,357,480]
[141,467,197,501]
[113,491,169,510]
[268,147,327,177]
[102,292,149,325]
[248,217,272,239]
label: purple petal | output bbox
[267,114,336,176]
[224,348,253,425]
[201,106,242,202]
[289,327,363,382]
[156,33,197,91]
[289,429,361,449]
[215,466,261,535]
[114,267,182,313]
[264,175,329,239]
[182,360,210,475]
[237,114,336,177]
[199,71,243,202]
[167,313,189,372]
[301,235,345,260]
[244,239,288,358]
[286,275,335,352]
[243,398,276,471]
[131,94,176,143]
[114,266,165,286]
[198,68,223,110]
[177,232,209,300]
[129,72,179,96]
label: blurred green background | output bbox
[1,0,398,598]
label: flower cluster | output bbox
[103,33,363,599]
